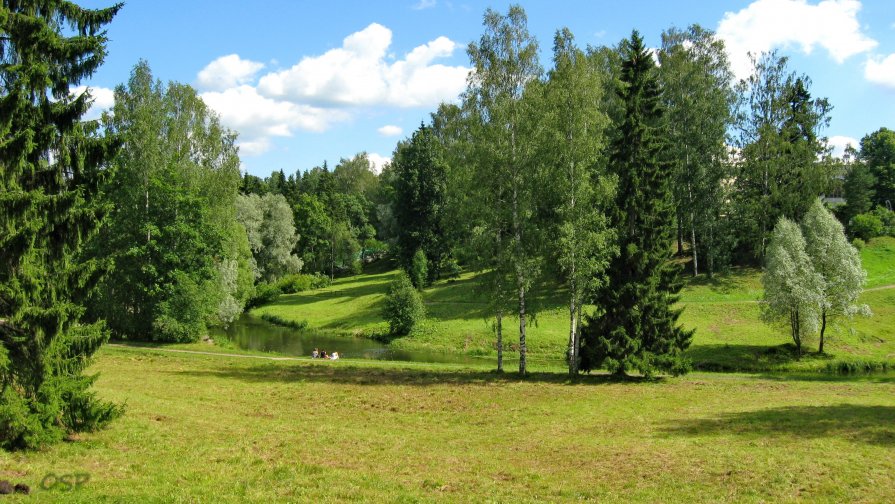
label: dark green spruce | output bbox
[579,31,693,378]
[0,0,124,449]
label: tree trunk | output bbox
[690,213,698,277]
[496,307,503,372]
[573,304,582,375]
[819,309,827,354]
[568,291,577,375]
[676,216,684,256]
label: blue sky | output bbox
[78,0,895,177]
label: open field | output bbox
[1,346,894,502]
[251,237,895,371]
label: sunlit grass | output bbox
[2,347,893,502]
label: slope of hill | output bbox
[252,237,895,372]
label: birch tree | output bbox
[464,5,541,374]
[542,28,614,375]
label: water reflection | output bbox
[210,314,507,366]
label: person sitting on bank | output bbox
[330,351,340,360]
[312,348,319,359]
[320,350,328,359]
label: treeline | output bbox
[237,7,894,377]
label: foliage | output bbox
[0,0,124,449]
[274,273,331,295]
[579,31,693,377]
[408,249,429,290]
[245,283,283,309]
[801,200,869,352]
[90,62,248,342]
[392,124,449,280]
[658,24,736,276]
[464,4,543,373]
[732,52,832,262]
[236,192,303,283]
[850,212,884,241]
[761,218,824,355]
[842,162,876,224]
[858,127,895,207]
[540,27,614,374]
[382,272,426,336]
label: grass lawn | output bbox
[251,238,895,371]
[2,346,894,502]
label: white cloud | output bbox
[412,0,436,10]
[257,23,469,108]
[827,135,859,157]
[865,53,895,89]
[717,0,878,79]
[200,85,348,156]
[197,24,468,159]
[71,85,115,120]
[378,125,403,137]
[367,153,391,174]
[197,54,265,91]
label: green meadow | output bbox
[252,237,895,372]
[2,347,893,502]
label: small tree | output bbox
[761,218,824,355]
[382,272,426,336]
[409,248,429,290]
[801,200,870,353]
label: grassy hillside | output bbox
[252,237,895,371]
[2,346,893,502]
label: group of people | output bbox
[311,348,339,360]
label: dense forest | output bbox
[2,2,894,448]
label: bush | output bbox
[382,271,425,336]
[409,248,428,290]
[871,206,895,236]
[441,257,462,280]
[260,313,308,330]
[274,273,331,294]
[245,283,282,309]
[851,237,866,250]
[850,212,884,241]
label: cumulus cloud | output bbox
[865,53,895,89]
[71,85,115,120]
[377,125,403,137]
[717,0,877,79]
[200,85,348,155]
[198,23,468,157]
[197,54,265,91]
[827,135,859,157]
[257,23,468,108]
[367,153,392,174]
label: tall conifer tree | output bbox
[579,31,693,377]
[0,0,124,449]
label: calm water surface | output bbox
[209,314,502,366]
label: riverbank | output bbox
[243,237,895,373]
[2,345,893,502]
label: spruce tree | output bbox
[579,31,693,377]
[0,0,124,449]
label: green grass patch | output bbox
[2,347,894,502]
[259,313,309,330]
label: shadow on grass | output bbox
[662,404,895,446]
[170,362,658,387]
[686,343,832,372]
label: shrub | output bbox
[871,206,895,236]
[851,237,866,250]
[382,271,425,335]
[850,212,883,241]
[274,273,331,294]
[441,257,462,280]
[409,248,428,290]
[245,283,282,309]
[260,313,308,330]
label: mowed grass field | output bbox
[253,237,895,371]
[2,346,894,502]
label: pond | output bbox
[209,313,502,366]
